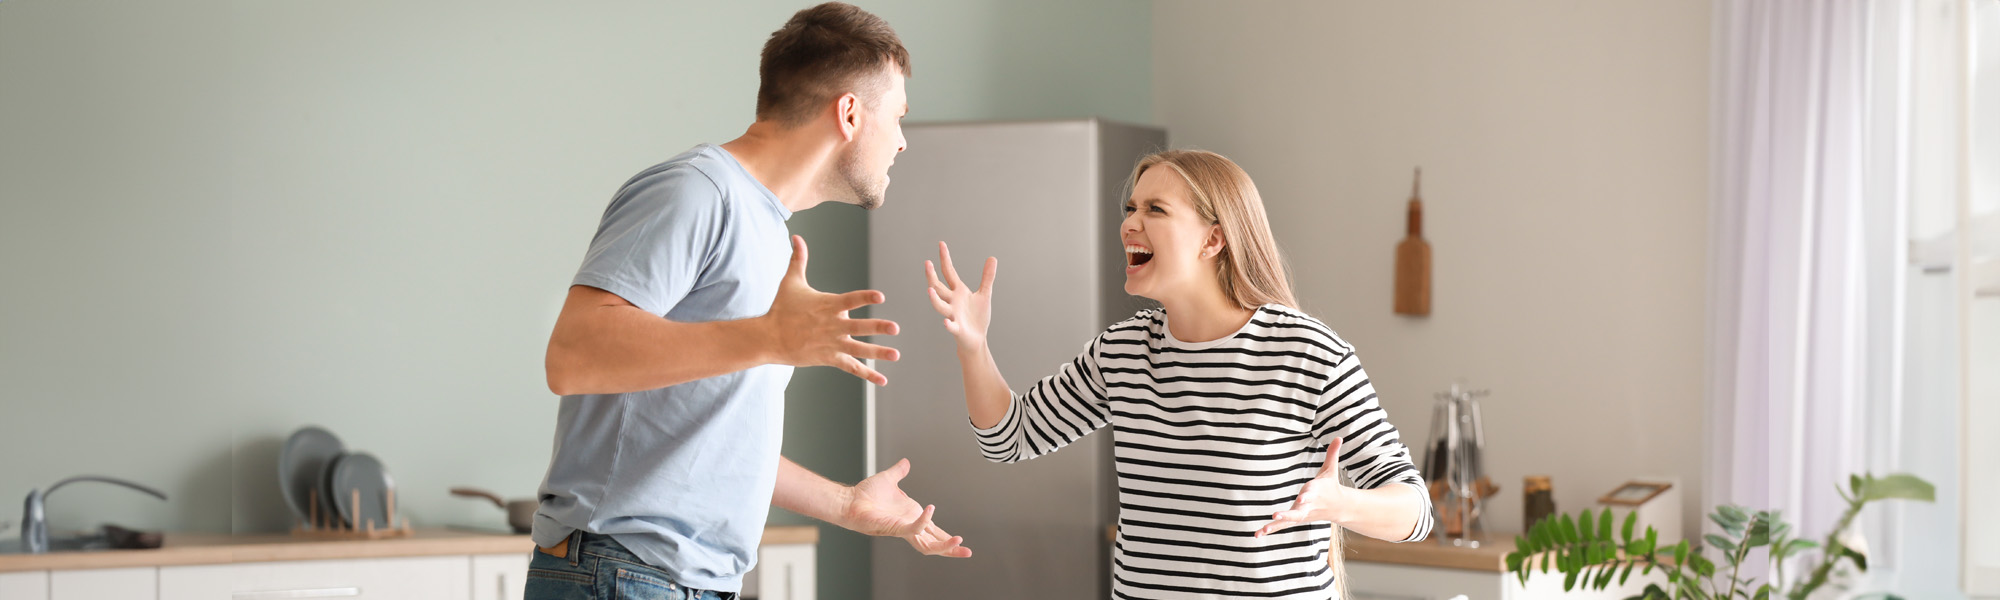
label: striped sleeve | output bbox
[969,335,1113,463]
[1312,350,1434,543]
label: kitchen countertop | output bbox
[0,526,820,573]
[1342,530,1516,572]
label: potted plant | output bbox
[1504,473,1935,600]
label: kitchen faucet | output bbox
[21,475,167,554]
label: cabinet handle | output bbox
[232,588,361,599]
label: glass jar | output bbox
[1524,475,1556,531]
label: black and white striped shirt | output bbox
[972,305,1434,600]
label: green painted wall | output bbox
[0,2,1149,599]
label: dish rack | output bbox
[291,485,411,539]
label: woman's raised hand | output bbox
[924,241,997,353]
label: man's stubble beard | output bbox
[836,145,885,211]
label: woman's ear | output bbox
[1204,225,1227,259]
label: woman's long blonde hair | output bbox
[1127,150,1348,597]
[1127,150,1300,312]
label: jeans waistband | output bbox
[571,530,740,600]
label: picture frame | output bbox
[1598,481,1673,506]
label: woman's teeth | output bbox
[1125,245,1153,266]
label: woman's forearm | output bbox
[1337,483,1428,542]
[957,343,1015,429]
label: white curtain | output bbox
[1707,0,1881,537]
[1708,0,1970,592]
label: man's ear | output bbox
[836,92,862,142]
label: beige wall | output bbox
[1153,1,1710,541]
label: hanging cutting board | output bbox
[1394,168,1431,316]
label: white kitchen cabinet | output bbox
[468,554,527,600]
[1348,561,1665,600]
[50,568,154,600]
[753,543,815,600]
[159,556,468,600]
[0,571,49,600]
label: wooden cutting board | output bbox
[1394,168,1431,316]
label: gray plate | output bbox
[330,452,395,530]
[277,427,345,526]
[319,452,348,528]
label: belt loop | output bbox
[567,529,583,567]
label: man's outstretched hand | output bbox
[763,235,901,385]
[841,458,973,558]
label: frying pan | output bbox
[450,487,535,534]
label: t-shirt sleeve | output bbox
[570,167,728,316]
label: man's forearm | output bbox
[771,457,852,528]
[545,287,775,396]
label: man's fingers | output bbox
[787,235,809,279]
[845,317,900,338]
[904,504,936,537]
[980,257,998,294]
[835,289,888,312]
[880,458,912,483]
[937,242,965,289]
[837,355,887,386]
[841,340,900,362]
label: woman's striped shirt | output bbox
[971,304,1434,599]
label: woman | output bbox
[924,150,1433,599]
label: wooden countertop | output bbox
[0,526,820,573]
[1342,530,1516,573]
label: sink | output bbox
[0,533,115,555]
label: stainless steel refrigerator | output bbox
[869,119,1166,600]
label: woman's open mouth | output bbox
[1125,245,1153,273]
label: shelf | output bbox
[1910,210,1999,271]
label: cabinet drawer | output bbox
[468,554,528,600]
[159,556,468,600]
[0,571,50,600]
[51,567,156,600]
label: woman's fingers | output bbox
[1255,519,1301,538]
[927,287,954,316]
[980,257,998,295]
[937,242,966,290]
[924,260,951,294]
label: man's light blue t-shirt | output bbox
[533,144,794,593]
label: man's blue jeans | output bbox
[524,530,740,600]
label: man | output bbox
[528,4,968,599]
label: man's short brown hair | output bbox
[757,3,912,126]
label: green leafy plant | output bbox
[1504,473,1934,600]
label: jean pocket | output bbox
[525,550,597,600]
[613,566,683,600]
